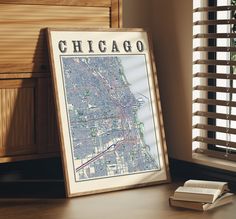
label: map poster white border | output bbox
[47,28,170,197]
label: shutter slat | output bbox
[194,85,236,93]
[193,6,236,12]
[193,33,236,38]
[193,136,236,149]
[193,98,236,107]
[194,47,236,52]
[193,123,236,135]
[194,20,236,25]
[193,72,236,79]
[194,59,236,66]
[193,111,236,121]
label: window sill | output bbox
[192,152,236,172]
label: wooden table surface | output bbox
[0,182,235,219]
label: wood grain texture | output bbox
[111,0,122,27]
[0,0,111,7]
[36,78,59,154]
[0,79,36,157]
[0,73,49,79]
[0,0,122,162]
[47,86,60,151]
[0,63,49,73]
[0,79,35,89]
[0,4,110,73]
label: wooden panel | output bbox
[47,87,60,151]
[0,77,60,159]
[0,64,49,73]
[0,79,36,156]
[0,0,122,162]
[0,73,49,79]
[0,4,110,73]
[111,0,122,28]
[0,79,35,89]
[36,78,50,153]
[0,152,59,163]
[0,0,111,7]
[36,78,59,154]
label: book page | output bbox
[206,193,234,210]
[174,186,221,203]
[184,180,228,191]
[175,186,220,195]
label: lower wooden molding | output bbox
[0,157,63,181]
[169,158,236,192]
[0,152,60,163]
[0,157,65,197]
[0,181,65,198]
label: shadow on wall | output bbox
[123,0,193,161]
[151,0,193,160]
[123,0,152,29]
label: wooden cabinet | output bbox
[0,0,122,163]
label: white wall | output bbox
[123,0,193,162]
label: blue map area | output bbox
[61,56,160,181]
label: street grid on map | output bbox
[61,55,160,181]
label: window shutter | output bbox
[193,0,236,161]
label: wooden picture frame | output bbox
[47,28,170,197]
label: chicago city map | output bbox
[61,55,161,182]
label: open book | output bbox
[171,180,229,203]
[169,192,234,211]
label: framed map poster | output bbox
[47,28,170,197]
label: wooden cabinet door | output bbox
[0,79,36,156]
[0,0,122,163]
